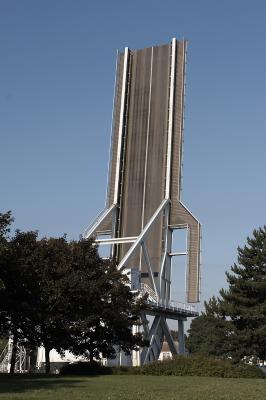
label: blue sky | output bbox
[1,0,266,307]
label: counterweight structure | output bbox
[84,39,201,365]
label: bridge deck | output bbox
[145,300,199,320]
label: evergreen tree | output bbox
[220,226,266,361]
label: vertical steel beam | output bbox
[141,241,158,297]
[159,203,172,304]
[159,38,177,304]
[113,47,130,205]
[106,50,119,207]
[139,46,154,270]
[178,319,185,354]
[178,40,187,202]
[132,324,141,366]
[165,38,177,199]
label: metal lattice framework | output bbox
[0,339,27,373]
[84,38,201,365]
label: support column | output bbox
[178,319,185,354]
[160,317,178,357]
[141,315,164,365]
[159,203,172,304]
[132,324,141,366]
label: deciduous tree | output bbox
[187,297,232,357]
[0,229,39,373]
[0,213,144,373]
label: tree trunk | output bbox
[10,334,18,374]
[89,351,94,363]
[45,347,50,374]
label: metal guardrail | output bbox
[150,301,198,316]
[140,283,158,303]
[83,205,116,239]
[140,283,198,315]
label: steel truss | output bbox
[83,198,198,365]
[0,338,28,373]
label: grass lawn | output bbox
[0,374,265,400]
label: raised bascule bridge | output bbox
[84,38,201,366]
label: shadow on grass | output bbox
[0,374,92,394]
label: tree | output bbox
[0,211,13,286]
[0,216,144,373]
[30,237,144,371]
[0,212,34,373]
[188,226,266,362]
[186,296,232,357]
[29,235,75,373]
[0,230,41,372]
[0,211,13,241]
[31,237,145,372]
[220,226,266,362]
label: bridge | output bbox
[84,38,201,365]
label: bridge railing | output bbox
[140,283,198,315]
[140,283,159,303]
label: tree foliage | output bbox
[0,212,145,373]
[0,211,13,241]
[188,226,266,362]
[0,230,40,356]
[187,297,232,357]
[220,226,266,361]
[0,211,13,289]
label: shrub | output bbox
[138,355,265,379]
[60,361,112,376]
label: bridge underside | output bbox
[84,39,201,365]
[138,301,198,365]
